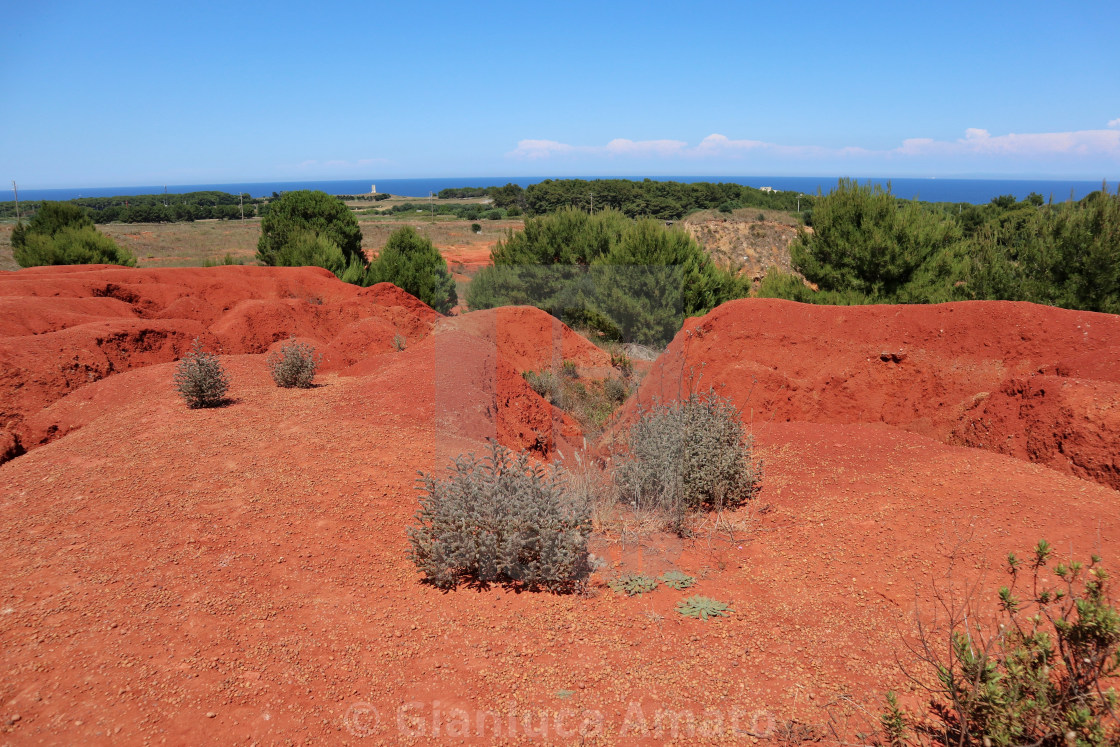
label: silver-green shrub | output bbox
[407,442,591,592]
[614,390,761,533]
[267,336,321,389]
[173,338,230,409]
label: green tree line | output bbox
[761,178,1120,314]
[0,191,263,223]
[522,179,810,219]
[438,179,811,220]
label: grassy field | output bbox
[0,212,519,272]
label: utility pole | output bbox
[11,181,19,222]
[429,192,435,222]
[589,192,594,214]
[239,193,244,221]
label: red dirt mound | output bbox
[2,364,1117,743]
[618,298,1120,488]
[0,265,357,318]
[436,305,612,375]
[0,267,444,463]
[951,375,1120,489]
[336,325,582,460]
[0,296,138,336]
[0,319,211,450]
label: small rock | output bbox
[8,714,21,725]
[206,711,217,719]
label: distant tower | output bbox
[370,184,377,194]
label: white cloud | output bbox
[1109,118,1120,128]
[508,127,1120,163]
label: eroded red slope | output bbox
[619,298,1120,488]
[0,268,442,461]
[1,359,1117,744]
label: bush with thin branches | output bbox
[882,540,1120,747]
[614,389,761,534]
[407,441,591,592]
[173,338,230,408]
[267,337,321,389]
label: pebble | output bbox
[8,714,20,725]
[206,711,217,719]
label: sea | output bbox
[10,175,1116,206]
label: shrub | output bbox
[11,201,93,246]
[365,226,457,313]
[561,359,579,379]
[12,202,136,268]
[603,376,631,405]
[173,338,230,408]
[884,540,1120,746]
[14,226,137,268]
[471,222,482,234]
[485,209,502,220]
[522,369,562,405]
[614,389,761,534]
[407,441,592,592]
[392,333,406,352]
[257,190,364,267]
[791,178,962,301]
[267,336,321,388]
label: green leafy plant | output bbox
[407,441,591,592]
[561,359,579,379]
[12,202,136,267]
[267,336,321,389]
[614,389,762,535]
[392,333,406,352]
[366,226,458,313]
[173,338,230,409]
[677,595,732,620]
[467,208,748,347]
[608,573,659,596]
[884,540,1120,746]
[257,189,364,268]
[659,570,696,590]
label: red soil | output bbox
[617,298,1120,489]
[1,269,1118,744]
[434,306,611,375]
[441,243,496,275]
[951,375,1120,489]
[0,269,441,459]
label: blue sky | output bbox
[3,0,1119,188]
